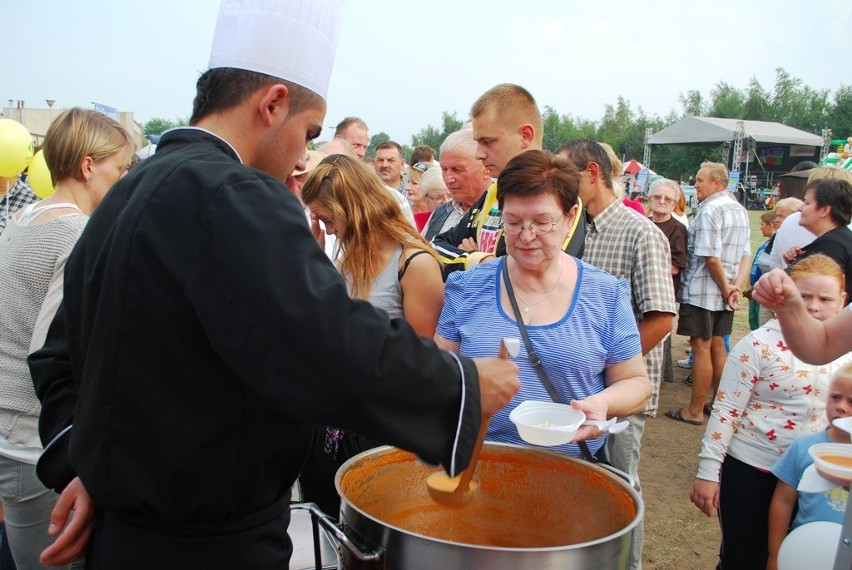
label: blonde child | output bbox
[767,363,852,570]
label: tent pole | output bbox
[731,121,745,174]
[643,127,652,170]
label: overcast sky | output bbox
[6,1,849,144]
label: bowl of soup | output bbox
[509,401,586,446]
[809,443,852,487]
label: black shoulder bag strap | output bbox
[500,260,598,463]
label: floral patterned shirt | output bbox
[696,319,852,481]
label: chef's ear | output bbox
[257,84,290,127]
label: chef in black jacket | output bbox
[27,1,519,567]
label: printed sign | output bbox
[789,145,816,157]
[635,169,650,195]
[92,102,119,121]
[758,147,785,166]
[728,171,741,192]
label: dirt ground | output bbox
[641,210,768,569]
[640,330,723,569]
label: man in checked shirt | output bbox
[557,139,675,570]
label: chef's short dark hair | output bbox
[189,68,323,124]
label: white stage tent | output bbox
[647,116,822,146]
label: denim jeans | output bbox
[0,455,75,569]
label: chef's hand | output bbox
[570,395,607,442]
[473,357,519,416]
[689,478,719,517]
[40,476,94,566]
[752,269,802,310]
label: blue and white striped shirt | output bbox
[437,257,641,457]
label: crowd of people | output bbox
[2,1,852,569]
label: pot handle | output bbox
[291,502,384,565]
[594,462,637,490]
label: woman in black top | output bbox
[785,177,852,303]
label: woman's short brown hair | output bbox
[496,150,580,213]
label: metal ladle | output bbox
[426,338,519,507]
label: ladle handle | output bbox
[456,414,489,493]
[454,339,516,492]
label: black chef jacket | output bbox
[37,128,481,567]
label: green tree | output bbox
[143,117,176,136]
[410,111,464,153]
[679,90,706,117]
[708,82,745,119]
[769,68,830,133]
[597,96,636,154]
[827,85,852,140]
[403,67,847,179]
[366,131,390,158]
[541,106,598,151]
[742,77,771,121]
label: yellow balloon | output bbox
[0,119,34,178]
[27,150,56,199]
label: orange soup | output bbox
[821,453,852,468]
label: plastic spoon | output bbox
[583,418,630,435]
[427,338,519,506]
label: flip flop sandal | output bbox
[664,408,703,426]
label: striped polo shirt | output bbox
[437,257,641,457]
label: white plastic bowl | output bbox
[509,401,586,446]
[832,417,852,434]
[808,442,852,487]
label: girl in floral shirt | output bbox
[689,254,852,569]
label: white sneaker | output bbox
[676,358,692,369]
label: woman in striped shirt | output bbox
[436,150,650,458]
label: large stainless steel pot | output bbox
[311,442,642,569]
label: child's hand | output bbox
[689,478,720,517]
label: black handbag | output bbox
[501,260,611,465]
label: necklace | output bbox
[510,259,564,313]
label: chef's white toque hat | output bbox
[209,0,344,100]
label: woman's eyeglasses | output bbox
[411,162,432,173]
[649,194,675,204]
[500,215,563,236]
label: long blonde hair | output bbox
[301,155,438,299]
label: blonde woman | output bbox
[405,161,431,231]
[0,107,133,568]
[303,154,443,333]
[299,154,444,516]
